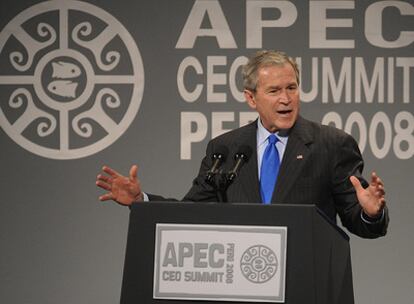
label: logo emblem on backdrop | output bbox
[0,0,144,159]
[240,245,278,283]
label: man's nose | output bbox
[279,89,291,103]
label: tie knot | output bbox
[268,134,278,145]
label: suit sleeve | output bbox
[146,139,223,203]
[331,132,389,238]
[182,140,220,202]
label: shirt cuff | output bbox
[142,192,149,202]
[361,209,385,224]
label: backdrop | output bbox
[0,0,413,303]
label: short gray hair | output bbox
[242,50,300,91]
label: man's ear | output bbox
[244,89,256,110]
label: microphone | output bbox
[205,145,229,183]
[226,145,253,184]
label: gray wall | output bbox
[0,0,413,303]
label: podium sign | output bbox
[153,223,287,302]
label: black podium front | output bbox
[120,202,354,304]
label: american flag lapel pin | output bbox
[296,154,303,160]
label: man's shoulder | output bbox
[293,116,361,159]
[210,120,257,145]
[296,116,351,143]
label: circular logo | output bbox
[0,0,144,159]
[240,245,278,284]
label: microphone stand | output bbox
[206,171,228,203]
[216,172,228,203]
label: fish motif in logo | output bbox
[51,61,81,78]
[47,80,78,98]
[47,61,81,98]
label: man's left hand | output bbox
[350,172,386,218]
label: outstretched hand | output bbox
[96,165,143,206]
[350,172,386,218]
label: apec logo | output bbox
[153,224,287,303]
[0,0,144,159]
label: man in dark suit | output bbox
[96,50,388,239]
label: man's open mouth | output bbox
[277,110,292,114]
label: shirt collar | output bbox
[257,119,289,148]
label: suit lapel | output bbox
[272,116,314,204]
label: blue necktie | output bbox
[260,135,280,204]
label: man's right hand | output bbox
[96,165,143,206]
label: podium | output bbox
[120,202,354,304]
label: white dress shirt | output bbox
[256,119,289,178]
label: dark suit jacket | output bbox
[175,116,388,239]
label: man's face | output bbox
[244,64,300,133]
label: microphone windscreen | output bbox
[212,145,229,160]
[235,145,253,161]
